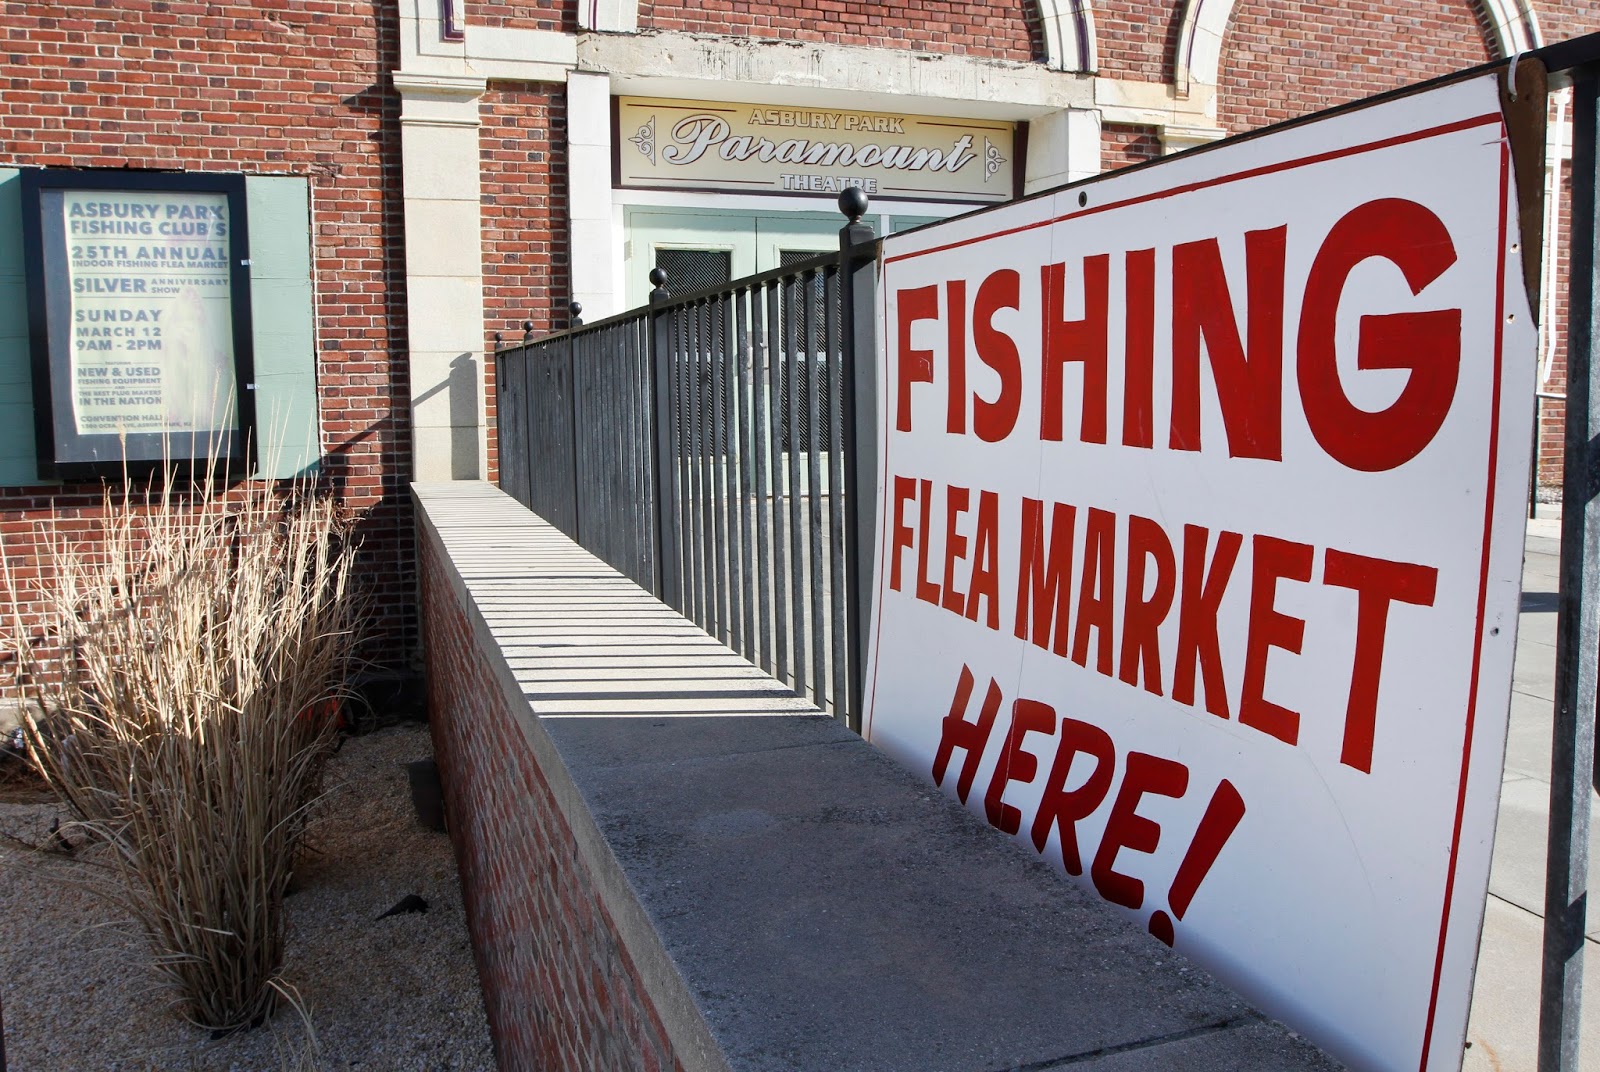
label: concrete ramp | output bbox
[415,480,1342,1072]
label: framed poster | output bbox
[20,169,256,480]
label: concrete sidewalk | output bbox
[1464,507,1600,1070]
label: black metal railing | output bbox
[497,309,657,591]
[494,194,878,729]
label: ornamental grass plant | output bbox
[1,463,361,1033]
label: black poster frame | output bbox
[19,168,256,482]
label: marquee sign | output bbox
[20,169,255,480]
[865,73,1537,1072]
[615,96,1017,203]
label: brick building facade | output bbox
[0,0,1594,684]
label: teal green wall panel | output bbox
[245,176,320,479]
[0,170,23,276]
[0,340,30,388]
[0,281,26,338]
[0,402,36,485]
[0,171,321,485]
[253,370,319,476]
[0,170,35,480]
[245,177,314,278]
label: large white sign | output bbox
[865,74,1534,1072]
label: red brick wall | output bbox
[0,0,415,671]
[480,84,570,485]
[1537,0,1600,48]
[1101,123,1163,172]
[639,0,1041,61]
[467,0,578,33]
[1093,0,1182,81]
[1216,0,1491,134]
[422,535,686,1072]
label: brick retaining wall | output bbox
[424,539,682,1071]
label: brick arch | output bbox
[1175,0,1541,95]
[1038,0,1100,71]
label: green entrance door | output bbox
[622,207,938,308]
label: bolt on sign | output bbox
[615,96,1017,202]
[864,69,1543,1072]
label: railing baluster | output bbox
[695,299,715,637]
[729,291,750,659]
[710,296,730,645]
[679,305,700,624]
[825,266,848,723]
[804,269,827,711]
[785,273,807,702]
[634,321,653,589]
[567,329,581,542]
[768,281,790,690]
[752,286,774,677]
[596,332,608,562]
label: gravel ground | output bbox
[0,723,494,1071]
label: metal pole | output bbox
[837,187,878,735]
[1540,66,1600,1072]
[648,269,681,609]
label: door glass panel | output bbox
[888,214,940,234]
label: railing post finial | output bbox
[838,185,869,225]
[649,267,670,305]
[522,320,534,346]
[569,300,584,327]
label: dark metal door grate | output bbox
[656,248,732,296]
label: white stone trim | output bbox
[392,71,486,97]
[1023,107,1101,192]
[1094,75,1218,128]
[576,0,639,33]
[399,0,467,68]
[579,31,1094,116]
[396,0,575,82]
[1037,0,1099,73]
[1160,122,1226,154]
[395,71,490,481]
[568,71,619,321]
